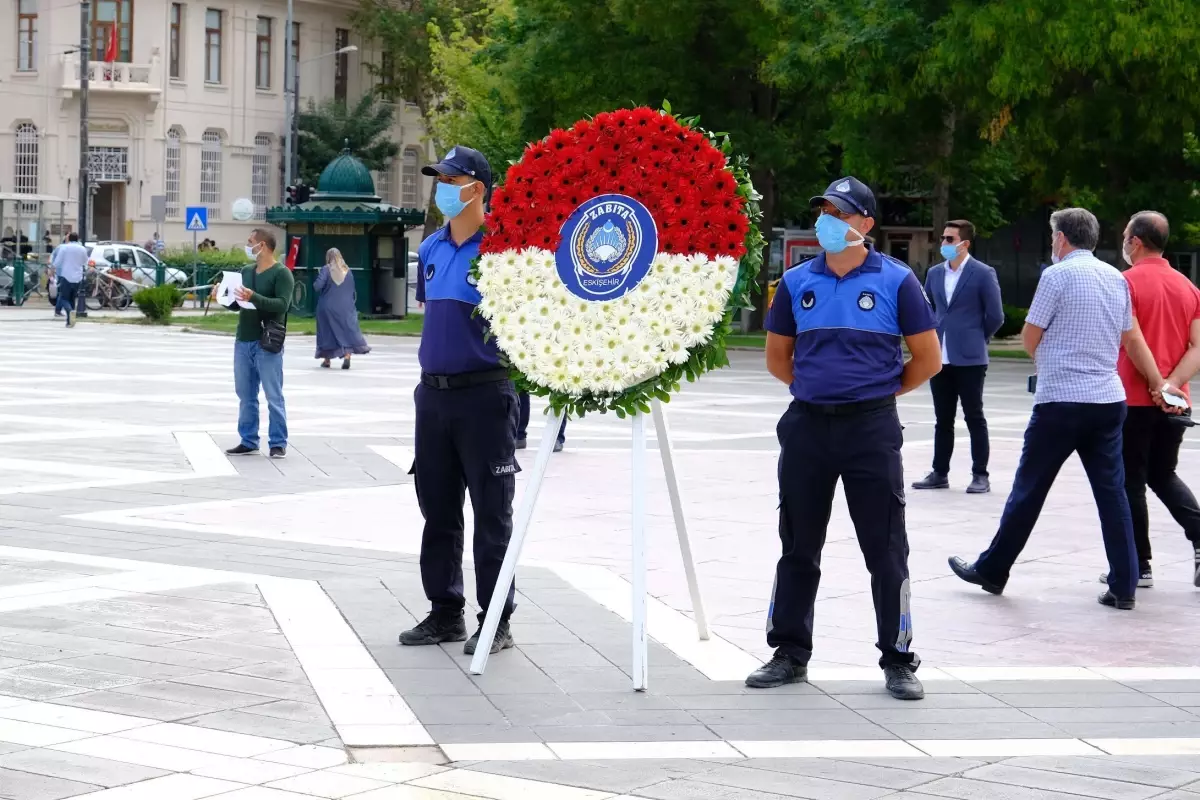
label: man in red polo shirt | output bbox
[1111,211,1200,588]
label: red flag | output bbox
[285,237,301,270]
[103,24,118,63]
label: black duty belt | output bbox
[794,395,896,416]
[421,369,510,390]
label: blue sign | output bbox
[555,194,658,301]
[185,206,208,232]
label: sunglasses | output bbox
[820,204,856,221]
[940,236,961,244]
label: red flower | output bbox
[482,106,750,261]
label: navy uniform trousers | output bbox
[768,399,918,670]
[973,401,1137,599]
[412,378,519,622]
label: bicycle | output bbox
[83,268,132,311]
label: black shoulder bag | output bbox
[252,267,288,354]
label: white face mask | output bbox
[1121,240,1134,266]
[245,243,262,259]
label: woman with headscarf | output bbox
[314,248,370,369]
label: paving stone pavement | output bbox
[3,319,1200,798]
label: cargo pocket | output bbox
[408,460,425,518]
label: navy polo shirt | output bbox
[415,225,502,374]
[766,247,935,403]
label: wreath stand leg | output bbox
[469,407,563,677]
[631,412,649,691]
[650,399,710,641]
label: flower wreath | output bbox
[475,104,763,419]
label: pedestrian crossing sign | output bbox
[185,206,208,232]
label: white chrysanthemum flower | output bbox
[478,242,739,397]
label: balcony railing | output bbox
[61,54,161,96]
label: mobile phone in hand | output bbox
[1027,375,1037,394]
[1162,388,1190,410]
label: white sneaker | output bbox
[1099,569,1153,588]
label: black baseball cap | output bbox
[421,145,493,190]
[810,176,877,219]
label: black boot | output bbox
[399,611,468,646]
[463,619,515,655]
[745,651,807,688]
[912,472,949,490]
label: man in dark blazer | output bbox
[913,219,1005,494]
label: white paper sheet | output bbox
[216,271,255,309]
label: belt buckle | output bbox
[433,375,451,390]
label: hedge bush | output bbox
[133,285,183,323]
[159,246,252,270]
[995,304,1027,339]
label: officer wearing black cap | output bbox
[747,176,942,700]
[398,145,521,656]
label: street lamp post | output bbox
[283,0,294,190]
[78,0,90,243]
[286,45,358,187]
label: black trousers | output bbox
[1122,405,1200,566]
[517,392,567,445]
[412,379,520,622]
[975,402,1137,599]
[930,364,989,477]
[768,400,918,670]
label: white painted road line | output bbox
[175,430,239,477]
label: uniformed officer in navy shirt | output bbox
[398,145,521,656]
[748,177,942,701]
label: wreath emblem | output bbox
[474,106,763,418]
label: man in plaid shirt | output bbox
[949,208,1163,610]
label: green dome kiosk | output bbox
[266,147,425,316]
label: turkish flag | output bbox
[285,237,301,270]
[103,24,118,63]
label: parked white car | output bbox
[85,242,188,287]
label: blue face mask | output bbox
[940,243,961,262]
[815,213,864,254]
[435,181,477,220]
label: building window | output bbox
[90,0,132,63]
[165,126,183,218]
[169,3,182,78]
[252,133,271,219]
[334,28,349,105]
[255,17,271,90]
[378,50,393,90]
[17,0,37,72]
[290,22,300,68]
[87,146,128,182]
[14,123,39,213]
[400,147,419,207]
[204,8,222,83]
[200,129,222,218]
[373,162,392,204]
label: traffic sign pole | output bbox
[185,206,208,304]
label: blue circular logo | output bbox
[555,194,658,301]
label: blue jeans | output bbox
[234,340,287,449]
[56,278,79,318]
[975,401,1137,599]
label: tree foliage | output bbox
[354,0,1200,295]
[297,95,399,188]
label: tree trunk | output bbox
[930,106,957,250]
[747,80,778,331]
[750,166,775,331]
[421,180,442,239]
[416,100,445,240]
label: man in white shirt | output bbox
[51,233,88,328]
[913,220,1005,494]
